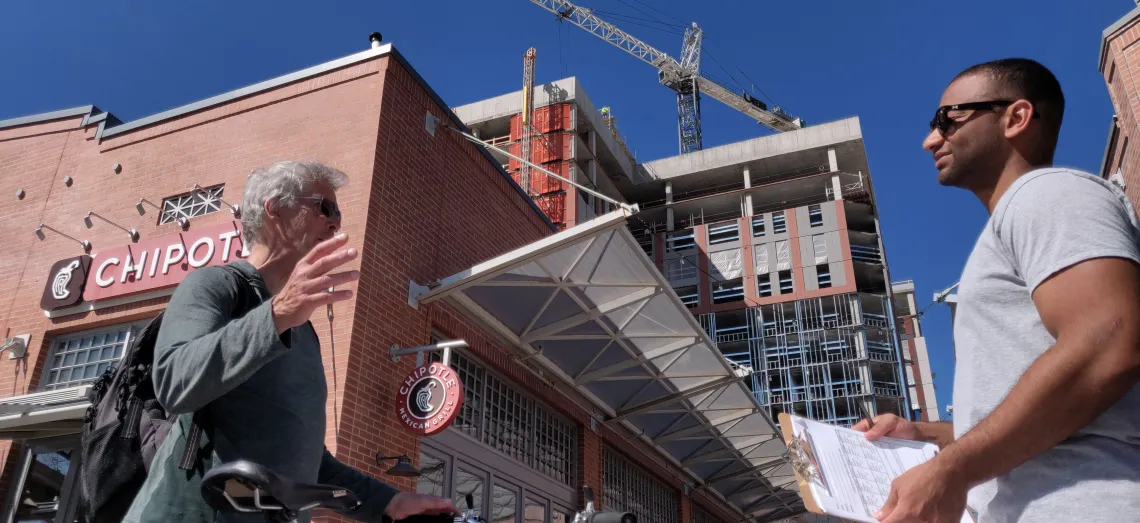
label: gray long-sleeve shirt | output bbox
[126,260,398,523]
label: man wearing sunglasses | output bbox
[124,161,456,522]
[853,59,1140,522]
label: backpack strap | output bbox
[178,262,263,471]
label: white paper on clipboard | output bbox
[787,414,975,523]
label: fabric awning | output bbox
[415,209,803,522]
[0,386,90,440]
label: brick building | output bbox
[1099,2,1140,206]
[0,37,801,523]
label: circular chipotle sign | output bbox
[395,362,464,435]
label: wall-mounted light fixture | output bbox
[35,224,92,253]
[192,184,241,218]
[0,335,29,359]
[137,198,188,229]
[375,454,420,477]
[85,212,140,242]
[136,198,160,216]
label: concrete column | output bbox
[472,127,481,139]
[666,182,675,231]
[588,129,597,154]
[589,159,598,186]
[743,166,754,217]
[827,147,839,172]
[832,175,843,201]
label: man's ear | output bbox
[1003,99,1036,140]
[264,198,279,219]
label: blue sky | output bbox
[2,0,1130,418]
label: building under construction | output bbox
[456,82,911,428]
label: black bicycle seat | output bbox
[202,460,361,514]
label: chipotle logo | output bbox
[40,256,92,311]
[40,221,248,310]
[395,362,464,436]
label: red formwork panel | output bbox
[508,132,573,171]
[508,160,568,195]
[510,103,573,139]
[532,191,567,225]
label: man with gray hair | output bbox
[124,161,456,522]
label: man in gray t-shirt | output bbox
[853,59,1140,522]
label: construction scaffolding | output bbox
[699,293,904,427]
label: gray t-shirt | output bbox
[953,167,1140,522]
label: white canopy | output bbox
[415,209,803,522]
[0,385,90,440]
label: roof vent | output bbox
[369,32,383,49]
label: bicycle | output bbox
[199,460,478,523]
[200,461,637,523]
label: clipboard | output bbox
[778,412,979,523]
[778,412,826,516]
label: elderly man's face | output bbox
[277,180,342,255]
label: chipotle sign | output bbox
[395,362,464,436]
[47,220,249,306]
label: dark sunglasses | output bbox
[929,100,1039,135]
[296,196,341,220]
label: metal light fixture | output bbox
[0,335,29,359]
[35,224,92,253]
[85,211,140,242]
[375,454,420,477]
[136,198,161,216]
[192,184,241,218]
[137,198,188,229]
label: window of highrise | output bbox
[758,276,773,297]
[778,270,794,294]
[772,212,787,234]
[817,264,832,289]
[808,204,824,227]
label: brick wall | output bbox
[1103,13,1140,209]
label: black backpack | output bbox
[78,264,257,522]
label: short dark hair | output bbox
[953,58,1065,159]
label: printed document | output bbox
[786,414,974,523]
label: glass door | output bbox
[4,437,84,523]
[453,462,487,519]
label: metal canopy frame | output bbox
[415,209,802,521]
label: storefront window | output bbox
[454,468,484,517]
[603,445,678,523]
[523,498,545,523]
[41,322,146,391]
[430,343,577,486]
[417,452,445,497]
[552,509,571,523]
[490,484,517,523]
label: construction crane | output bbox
[520,47,538,195]
[530,0,805,155]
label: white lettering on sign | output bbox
[121,251,146,283]
[148,247,161,278]
[78,221,247,304]
[96,257,120,287]
[188,237,215,268]
[220,230,240,262]
[162,244,185,275]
